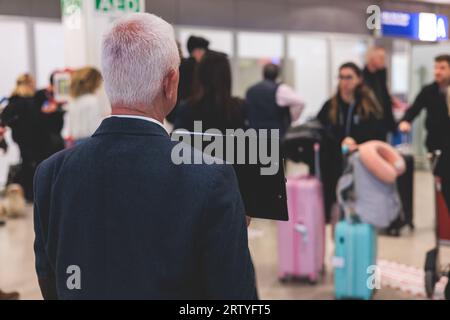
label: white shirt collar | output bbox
[109,115,167,132]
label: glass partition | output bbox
[330,38,368,90]
[0,20,30,98]
[34,21,65,88]
[235,31,284,97]
[287,35,329,123]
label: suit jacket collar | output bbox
[92,117,169,138]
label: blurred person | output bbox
[317,62,384,224]
[0,74,39,300]
[187,36,210,63]
[166,36,210,124]
[63,67,103,145]
[363,46,396,139]
[245,63,304,139]
[174,50,245,132]
[34,71,65,158]
[399,54,450,210]
[318,62,384,149]
[33,13,257,300]
[174,50,253,228]
[0,74,40,201]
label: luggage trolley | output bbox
[424,150,450,300]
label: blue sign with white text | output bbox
[382,11,448,41]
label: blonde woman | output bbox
[64,67,103,145]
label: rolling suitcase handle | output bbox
[337,145,359,223]
[314,143,321,181]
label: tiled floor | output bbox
[0,170,449,300]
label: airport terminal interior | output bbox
[1,0,450,300]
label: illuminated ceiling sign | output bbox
[381,11,448,41]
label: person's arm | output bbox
[200,165,258,300]
[33,164,58,300]
[1,102,19,127]
[399,88,427,130]
[276,84,305,122]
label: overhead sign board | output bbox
[382,11,448,41]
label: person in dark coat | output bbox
[174,50,256,227]
[318,62,385,148]
[363,46,396,140]
[1,74,43,201]
[166,36,210,124]
[33,13,257,300]
[245,63,304,139]
[33,71,65,159]
[399,54,450,211]
[174,50,246,132]
[317,62,384,223]
[1,73,66,201]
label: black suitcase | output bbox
[386,153,414,236]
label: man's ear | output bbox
[163,69,179,101]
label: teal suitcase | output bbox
[333,220,377,300]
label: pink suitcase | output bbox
[277,175,326,283]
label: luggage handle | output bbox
[295,143,321,181]
[338,147,359,223]
[314,143,321,181]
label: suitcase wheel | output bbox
[279,275,290,283]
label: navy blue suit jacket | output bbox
[33,117,257,300]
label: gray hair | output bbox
[101,13,180,107]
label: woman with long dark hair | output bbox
[174,51,245,132]
[173,51,252,228]
[317,62,385,225]
[318,62,385,150]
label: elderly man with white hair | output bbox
[33,13,257,300]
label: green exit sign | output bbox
[96,0,141,13]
